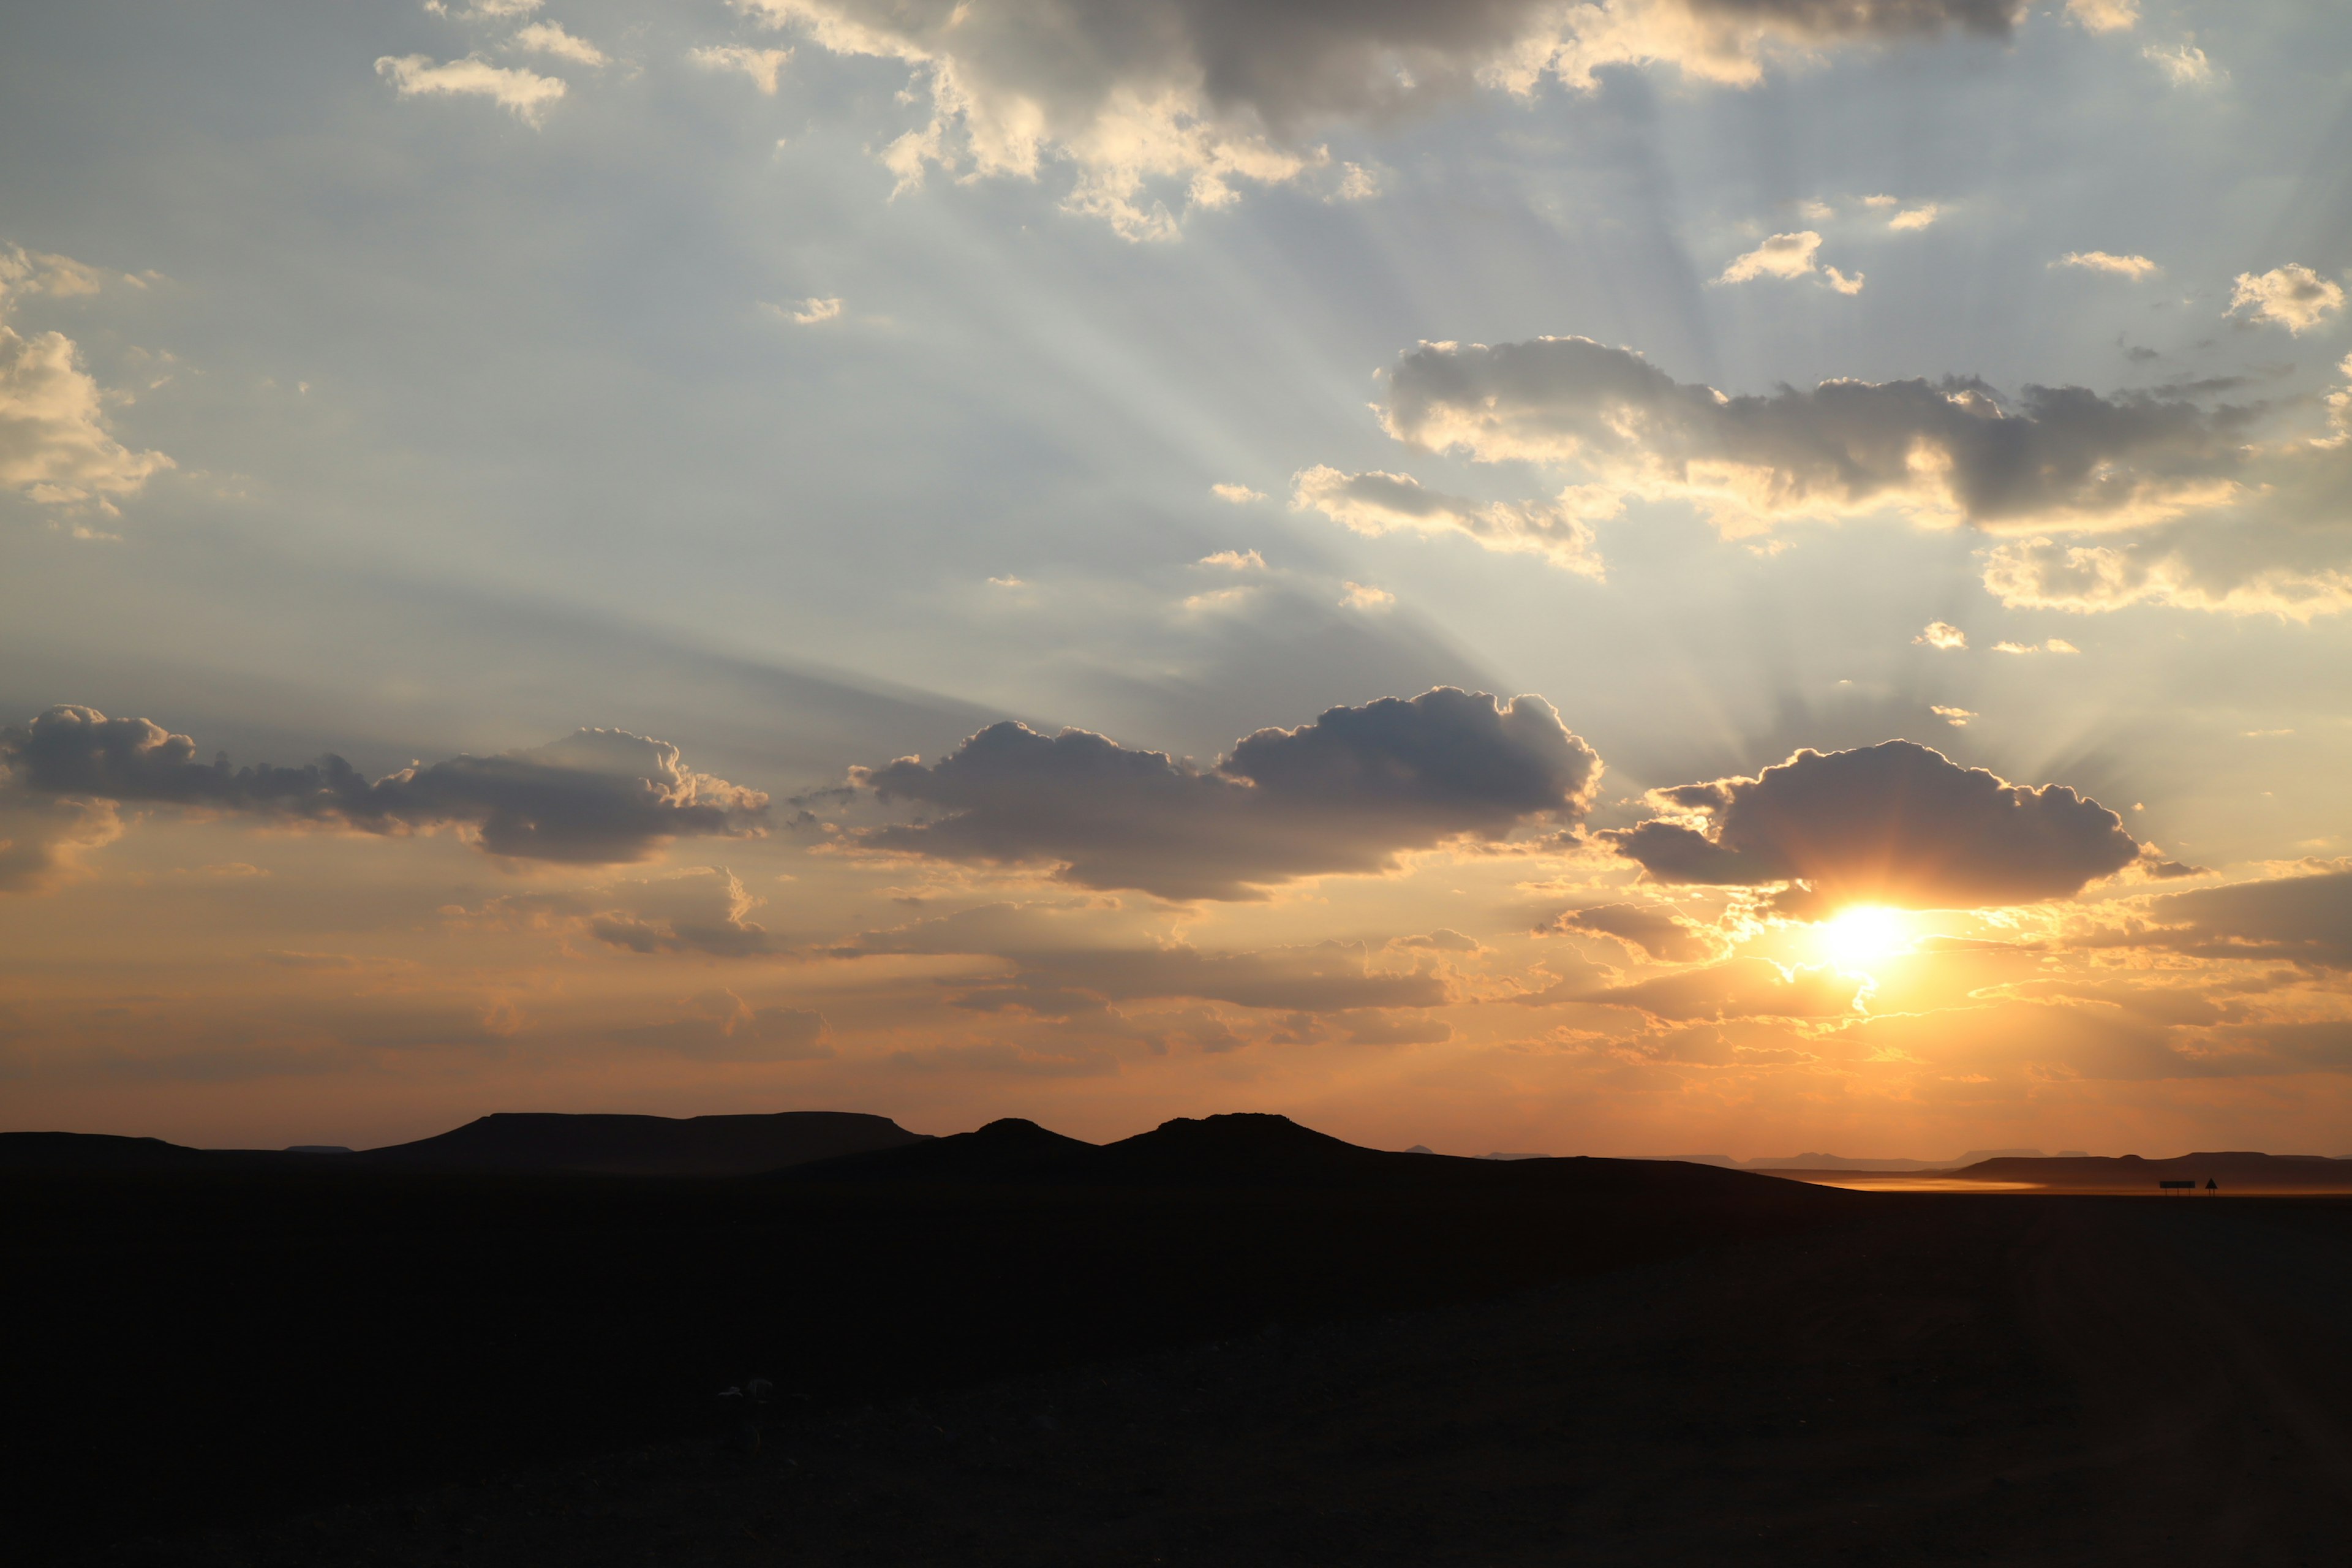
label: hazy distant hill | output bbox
[353,1110,925,1175]
[1950,1151,2352,1192]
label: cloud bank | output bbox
[852,687,1599,899]
[0,707,768,876]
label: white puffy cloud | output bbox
[2053,250,2158,279]
[2065,0,2138,33]
[2142,40,2213,86]
[1888,203,1939,231]
[0,322,172,510]
[1716,230,1861,293]
[783,296,842,325]
[690,43,794,94]
[739,0,2026,236]
[1209,481,1264,503]
[2228,265,2345,335]
[1291,465,1605,577]
[1913,620,1967,649]
[508,21,608,67]
[1339,581,1395,610]
[374,54,568,124]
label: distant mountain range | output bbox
[1664,1150,2067,1172]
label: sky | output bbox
[4,0,2351,1158]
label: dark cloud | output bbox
[1605,741,2147,914]
[851,687,1597,900]
[1379,336,2256,538]
[1580,958,1868,1022]
[2109,867,2352,968]
[0,706,767,869]
[1540,902,1720,962]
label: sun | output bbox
[1817,905,1909,968]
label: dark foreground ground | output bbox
[13,1172,2352,1566]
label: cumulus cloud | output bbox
[1913,620,1967,649]
[2054,250,2158,279]
[1604,739,2150,915]
[1,322,173,508]
[2228,265,2345,335]
[849,687,1599,900]
[1931,705,1975,726]
[1991,636,2078,654]
[1540,901,1719,963]
[1291,465,1605,577]
[1210,482,1265,503]
[741,0,2023,236]
[1338,581,1395,610]
[1197,548,1264,569]
[1581,958,1868,1021]
[690,43,794,93]
[1715,230,1862,292]
[509,21,607,66]
[1378,335,2256,539]
[374,54,567,124]
[784,296,843,325]
[0,706,767,874]
[1888,205,1939,231]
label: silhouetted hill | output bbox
[1951,1151,2352,1192]
[796,1117,1098,1183]
[795,1112,1828,1205]
[355,1110,925,1175]
[0,1131,230,1171]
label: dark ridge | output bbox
[794,1110,1836,1206]
[354,1110,926,1175]
[0,1131,231,1171]
[790,1117,1098,1183]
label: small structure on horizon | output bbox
[2158,1179,2197,1194]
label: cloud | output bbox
[1291,466,1605,576]
[1197,548,1264,570]
[2105,865,2352,970]
[1581,958,1868,1022]
[0,793,122,895]
[1210,482,1265,504]
[588,867,775,957]
[1378,335,2256,538]
[374,55,567,124]
[0,706,768,872]
[0,246,116,304]
[508,21,607,66]
[0,322,173,508]
[1540,901,1719,963]
[1888,204,1939,231]
[1913,620,1967,649]
[690,43,794,94]
[1604,740,2149,915]
[605,990,832,1059]
[850,687,1599,900]
[1931,705,1975,726]
[839,903,1449,1011]
[742,0,2024,237]
[2065,0,2138,33]
[784,296,842,325]
[1991,637,2078,654]
[2142,40,2212,86]
[1339,581,1396,610]
[2228,265,2345,335]
[2054,251,2158,279]
[1715,230,1860,292]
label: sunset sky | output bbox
[5,0,2351,1158]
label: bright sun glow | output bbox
[1818,905,1909,968]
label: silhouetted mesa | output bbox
[1950,1151,2352,1192]
[352,1110,927,1175]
